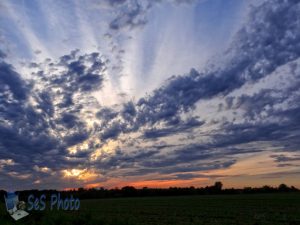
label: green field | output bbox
[1,194,300,225]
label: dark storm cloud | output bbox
[0,52,56,160]
[271,154,300,163]
[90,137,240,177]
[259,171,300,179]
[0,50,107,188]
[0,62,62,185]
[92,148,161,173]
[0,50,6,58]
[143,117,204,139]
[100,121,126,140]
[132,142,242,172]
[25,51,106,158]
[213,61,300,151]
[58,113,80,129]
[36,91,55,116]
[64,132,90,146]
[121,159,236,177]
[0,59,28,101]
[0,125,58,156]
[96,107,118,121]
[51,50,105,94]
[121,101,136,120]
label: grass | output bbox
[1,193,300,225]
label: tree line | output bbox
[0,182,299,202]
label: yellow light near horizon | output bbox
[33,165,52,173]
[67,139,97,155]
[0,159,15,167]
[90,140,118,161]
[67,146,78,155]
[62,168,99,181]
[85,118,96,128]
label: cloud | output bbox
[271,154,300,163]
[0,49,108,189]
[102,0,198,31]
[121,101,137,120]
[54,50,105,94]
[96,107,118,121]
[109,0,149,30]
[214,60,300,151]
[129,0,300,127]
[0,58,28,101]
[101,121,126,140]
[1,0,300,189]
[143,117,204,139]
[95,0,300,144]
[172,172,224,180]
[89,0,300,180]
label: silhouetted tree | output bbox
[121,186,137,197]
[214,181,223,191]
[278,183,289,192]
[1,181,298,200]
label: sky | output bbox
[0,0,300,191]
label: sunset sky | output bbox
[0,0,300,191]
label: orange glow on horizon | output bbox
[63,152,300,190]
[83,178,209,189]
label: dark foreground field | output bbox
[1,194,300,225]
